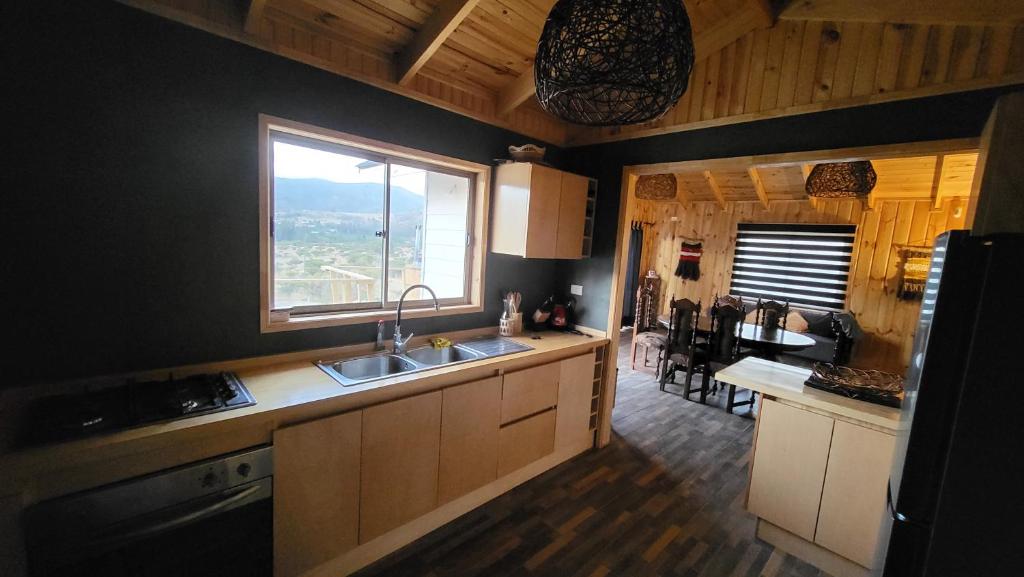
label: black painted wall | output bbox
[560,86,1022,331]
[4,1,565,386]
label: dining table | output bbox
[657,314,817,361]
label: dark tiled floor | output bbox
[357,332,826,576]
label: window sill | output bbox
[261,303,484,333]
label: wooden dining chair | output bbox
[631,286,667,374]
[659,298,705,401]
[704,300,753,414]
[754,298,790,331]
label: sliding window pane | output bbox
[271,138,385,309]
[387,164,470,302]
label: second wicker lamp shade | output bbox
[805,161,878,198]
[534,0,695,126]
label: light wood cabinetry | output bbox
[555,351,597,453]
[359,391,442,543]
[491,162,590,259]
[438,376,502,504]
[500,362,559,424]
[747,398,835,541]
[497,409,556,477]
[273,410,362,577]
[814,420,897,568]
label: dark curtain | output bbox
[622,223,644,326]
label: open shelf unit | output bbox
[589,342,608,431]
[582,178,598,258]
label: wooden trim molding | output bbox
[257,114,491,334]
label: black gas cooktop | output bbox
[25,372,255,446]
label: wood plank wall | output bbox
[572,20,1024,144]
[634,197,970,373]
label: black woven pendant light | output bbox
[805,161,878,198]
[534,0,695,126]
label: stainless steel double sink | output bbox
[317,336,533,387]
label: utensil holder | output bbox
[499,312,523,336]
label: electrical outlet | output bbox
[570,284,583,296]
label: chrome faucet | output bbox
[393,284,440,354]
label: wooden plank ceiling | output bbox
[664,152,978,208]
[121,0,1024,146]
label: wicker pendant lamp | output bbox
[805,161,878,198]
[534,0,695,126]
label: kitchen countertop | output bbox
[714,357,903,432]
[0,329,606,497]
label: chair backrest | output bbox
[715,294,743,310]
[755,298,790,330]
[709,301,744,362]
[634,285,657,332]
[667,297,701,351]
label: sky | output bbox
[273,141,426,195]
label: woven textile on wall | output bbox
[675,242,702,281]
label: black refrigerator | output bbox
[878,230,1024,577]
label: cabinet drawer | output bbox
[501,363,559,424]
[497,409,556,477]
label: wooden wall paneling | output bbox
[776,20,807,108]
[716,42,737,118]
[794,20,823,105]
[745,27,771,112]
[950,25,985,82]
[759,24,788,110]
[830,21,863,99]
[689,58,709,122]
[851,22,883,96]
[703,50,723,120]
[897,24,930,90]
[875,23,906,94]
[813,21,842,102]
[730,32,754,114]
[921,24,957,85]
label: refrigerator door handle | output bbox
[888,481,929,528]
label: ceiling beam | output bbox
[497,65,536,116]
[243,0,267,35]
[747,167,770,208]
[779,0,1024,25]
[703,171,728,210]
[675,174,692,206]
[931,154,946,209]
[396,0,482,86]
[499,0,775,116]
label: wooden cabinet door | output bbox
[555,172,589,259]
[274,410,362,577]
[747,398,834,541]
[438,376,501,504]
[359,391,442,543]
[814,420,897,568]
[555,351,596,454]
[497,408,556,477]
[523,164,561,258]
[500,361,559,424]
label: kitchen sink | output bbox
[330,354,417,382]
[317,336,533,387]
[404,344,483,366]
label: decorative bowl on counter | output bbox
[508,144,546,162]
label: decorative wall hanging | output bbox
[636,173,677,200]
[675,241,702,281]
[534,0,695,126]
[897,246,932,300]
[805,161,878,198]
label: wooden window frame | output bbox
[259,114,490,333]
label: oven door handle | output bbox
[93,482,266,547]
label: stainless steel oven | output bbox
[24,446,273,577]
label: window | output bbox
[259,116,488,331]
[729,223,856,311]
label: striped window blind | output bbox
[729,223,856,311]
